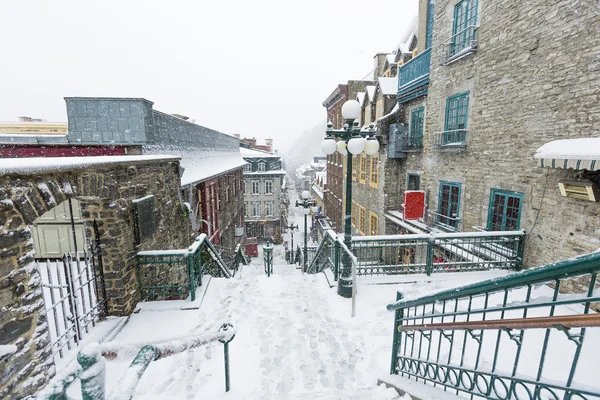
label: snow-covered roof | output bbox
[244,170,286,176]
[365,86,376,104]
[534,138,600,171]
[386,54,397,64]
[239,147,279,158]
[377,77,398,96]
[396,16,418,55]
[0,155,180,175]
[377,103,400,122]
[179,151,247,186]
[356,92,366,106]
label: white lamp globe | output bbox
[302,190,310,199]
[311,206,319,213]
[347,136,366,155]
[337,141,348,155]
[341,100,361,121]
[321,137,337,155]
[364,137,380,155]
[303,207,310,215]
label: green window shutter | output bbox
[409,107,425,147]
[487,190,524,231]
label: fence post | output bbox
[219,323,235,392]
[188,250,196,302]
[63,254,82,342]
[390,292,404,375]
[426,237,435,276]
[334,240,340,281]
[78,345,106,400]
[516,230,526,271]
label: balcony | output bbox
[397,48,431,104]
[431,129,467,151]
[440,25,478,65]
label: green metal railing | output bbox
[136,234,231,302]
[37,323,236,400]
[306,230,339,277]
[387,251,600,399]
[232,243,249,276]
[397,48,431,102]
[306,230,525,278]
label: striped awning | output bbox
[534,138,600,172]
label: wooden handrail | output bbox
[398,313,600,332]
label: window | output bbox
[244,163,252,172]
[407,174,421,191]
[425,0,435,49]
[352,155,358,181]
[243,180,247,195]
[244,202,248,217]
[359,154,367,184]
[351,201,357,227]
[409,107,424,147]
[251,180,260,195]
[251,201,261,217]
[225,186,229,203]
[369,212,378,236]
[451,0,478,57]
[369,153,379,188]
[444,92,469,144]
[258,162,266,172]
[487,190,523,231]
[265,180,273,195]
[358,205,367,235]
[438,182,461,230]
[265,201,274,217]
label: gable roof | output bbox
[240,147,279,159]
[365,86,376,104]
[356,92,366,106]
[377,77,398,96]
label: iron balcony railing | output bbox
[408,132,423,149]
[397,48,432,103]
[441,25,478,65]
[387,251,600,399]
[428,209,462,231]
[306,230,525,278]
[37,323,236,400]
[431,129,468,150]
[136,234,231,302]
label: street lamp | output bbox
[321,99,378,298]
[283,223,298,264]
[295,190,317,272]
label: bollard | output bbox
[78,344,106,400]
[263,240,273,277]
[219,323,236,392]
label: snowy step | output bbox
[205,384,404,400]
[378,375,461,400]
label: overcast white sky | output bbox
[0,0,417,153]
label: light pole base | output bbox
[337,277,353,298]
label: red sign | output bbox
[404,191,425,220]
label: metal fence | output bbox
[37,222,107,360]
[306,230,339,276]
[387,251,600,399]
[136,234,231,302]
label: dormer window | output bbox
[258,162,266,172]
[244,163,252,172]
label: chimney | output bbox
[373,53,388,79]
[265,138,273,152]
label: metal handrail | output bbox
[388,250,600,311]
[306,229,339,275]
[442,24,479,46]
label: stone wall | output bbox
[0,157,194,398]
[420,0,600,267]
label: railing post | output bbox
[218,323,235,393]
[426,237,435,276]
[390,292,404,375]
[78,345,106,400]
[516,230,526,271]
[188,251,196,302]
[334,239,340,281]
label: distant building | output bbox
[240,137,274,153]
[241,147,286,241]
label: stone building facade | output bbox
[241,147,286,241]
[386,0,600,268]
[0,156,193,399]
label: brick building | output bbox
[383,0,600,268]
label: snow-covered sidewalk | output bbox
[58,242,513,400]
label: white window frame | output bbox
[244,163,252,172]
[265,201,274,217]
[251,180,260,195]
[258,162,266,172]
[251,201,261,217]
[265,180,273,195]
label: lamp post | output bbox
[283,223,298,264]
[320,100,378,298]
[295,190,318,272]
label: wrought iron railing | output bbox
[232,243,249,276]
[398,48,431,102]
[352,231,525,276]
[37,323,236,400]
[441,25,478,65]
[306,230,339,276]
[387,251,600,399]
[431,129,468,150]
[136,234,231,302]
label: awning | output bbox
[534,138,600,171]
